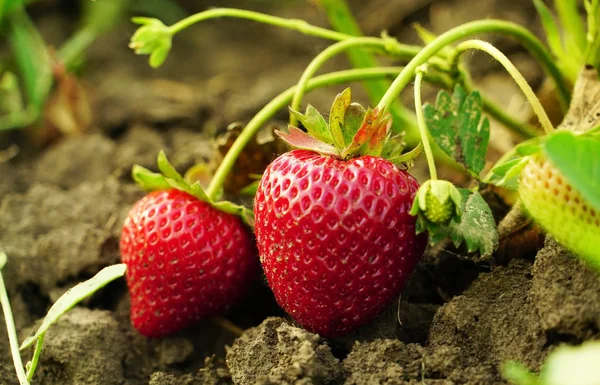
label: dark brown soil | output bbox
[1,1,599,385]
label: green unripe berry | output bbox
[424,191,456,224]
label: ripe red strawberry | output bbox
[120,153,257,337]
[254,89,426,337]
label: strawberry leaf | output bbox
[486,157,529,190]
[289,105,333,145]
[276,126,339,157]
[543,131,600,211]
[20,264,127,350]
[132,165,171,191]
[157,150,183,180]
[341,108,391,158]
[341,102,366,146]
[485,137,542,189]
[449,190,498,257]
[424,85,490,177]
[329,88,352,149]
[381,133,407,160]
[533,0,564,59]
[387,142,422,167]
[213,201,255,227]
[416,189,498,259]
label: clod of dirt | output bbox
[166,127,217,172]
[530,238,600,340]
[33,133,117,189]
[34,308,127,385]
[428,259,546,374]
[342,339,500,384]
[225,317,344,385]
[342,339,423,384]
[0,178,141,295]
[95,73,212,133]
[113,124,168,177]
[148,356,232,385]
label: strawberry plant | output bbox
[3,1,600,384]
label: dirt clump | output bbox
[530,238,600,340]
[0,177,141,297]
[34,308,127,385]
[226,317,344,385]
[148,356,232,385]
[428,259,546,375]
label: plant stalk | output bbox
[0,253,30,385]
[414,68,438,180]
[455,40,554,134]
[377,19,570,113]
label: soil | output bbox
[1,1,599,385]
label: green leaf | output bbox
[341,102,366,146]
[485,157,529,190]
[212,201,255,227]
[132,165,171,191]
[554,0,586,55]
[543,131,600,211]
[289,105,333,145]
[329,88,352,149]
[341,108,391,158]
[533,0,564,59]
[20,264,127,350]
[424,85,490,176]
[240,180,260,196]
[157,150,182,180]
[5,4,53,125]
[484,136,542,188]
[275,126,339,157]
[387,141,421,167]
[449,190,498,257]
[0,251,6,270]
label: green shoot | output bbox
[0,252,30,385]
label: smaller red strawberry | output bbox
[120,152,258,337]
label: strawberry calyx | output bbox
[277,88,416,165]
[410,179,462,225]
[132,151,254,226]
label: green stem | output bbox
[25,333,44,381]
[290,37,389,125]
[319,0,420,135]
[205,66,405,200]
[455,40,553,134]
[414,68,438,180]
[378,19,570,112]
[0,253,30,385]
[168,8,351,41]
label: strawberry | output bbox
[411,179,462,226]
[519,152,600,266]
[120,152,257,337]
[254,89,426,337]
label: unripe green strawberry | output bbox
[424,190,455,224]
[519,154,600,264]
[410,179,461,226]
